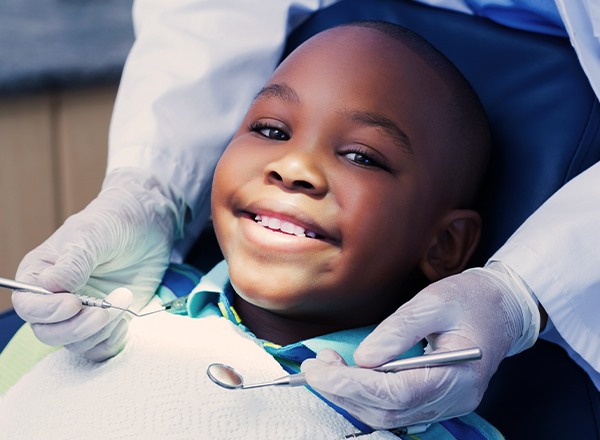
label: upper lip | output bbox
[240,200,340,244]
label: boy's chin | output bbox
[228,259,323,301]
[231,280,307,313]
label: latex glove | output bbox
[23,287,134,362]
[12,168,186,361]
[302,261,540,429]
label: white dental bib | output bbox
[0,313,396,439]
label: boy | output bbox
[0,22,496,438]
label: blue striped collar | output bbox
[185,260,423,366]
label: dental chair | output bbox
[2,0,599,437]
[0,309,24,353]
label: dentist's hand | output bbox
[302,262,540,428]
[11,168,185,361]
[12,287,133,361]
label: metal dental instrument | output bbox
[0,276,166,318]
[208,363,308,390]
[145,295,190,315]
[207,347,482,390]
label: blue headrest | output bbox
[284,0,600,265]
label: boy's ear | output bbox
[419,209,482,282]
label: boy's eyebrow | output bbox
[343,110,413,154]
[254,83,300,103]
[254,84,412,154]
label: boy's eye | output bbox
[343,150,388,170]
[250,122,290,141]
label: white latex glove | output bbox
[11,168,186,361]
[35,287,134,362]
[301,261,540,429]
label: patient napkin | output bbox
[0,313,397,439]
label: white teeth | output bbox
[253,214,318,238]
[294,225,305,236]
[280,221,295,234]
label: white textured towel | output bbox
[0,313,396,439]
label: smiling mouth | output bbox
[253,214,320,239]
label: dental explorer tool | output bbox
[0,276,162,317]
[207,347,482,390]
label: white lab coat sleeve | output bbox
[107,0,339,258]
[555,0,600,100]
[491,162,600,389]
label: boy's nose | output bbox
[265,152,327,196]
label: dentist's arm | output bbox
[12,0,334,361]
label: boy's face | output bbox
[211,27,455,327]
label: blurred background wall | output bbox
[0,0,134,311]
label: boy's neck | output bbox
[233,295,360,346]
[229,268,429,346]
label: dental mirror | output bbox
[207,347,482,391]
[206,363,245,389]
[207,363,307,390]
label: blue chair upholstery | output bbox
[282,0,600,438]
[0,309,24,352]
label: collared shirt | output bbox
[165,261,502,438]
[182,260,423,370]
